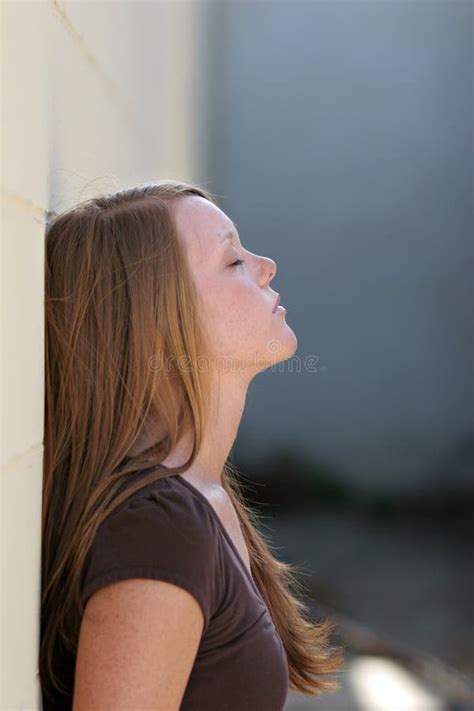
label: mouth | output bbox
[272,294,281,313]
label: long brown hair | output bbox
[40,180,344,702]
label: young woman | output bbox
[40,181,344,709]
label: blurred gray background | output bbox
[196,0,473,501]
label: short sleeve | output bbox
[80,480,221,634]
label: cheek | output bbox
[211,280,252,315]
[200,280,267,339]
[207,294,251,341]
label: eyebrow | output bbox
[218,224,239,247]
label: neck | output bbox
[162,372,249,489]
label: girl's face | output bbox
[171,195,297,376]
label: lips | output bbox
[272,294,281,313]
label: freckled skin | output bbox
[170,195,298,375]
[162,194,299,558]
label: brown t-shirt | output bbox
[43,473,289,709]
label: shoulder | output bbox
[81,475,222,631]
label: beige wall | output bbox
[1,1,210,707]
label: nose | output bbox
[259,255,277,284]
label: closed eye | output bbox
[229,259,244,268]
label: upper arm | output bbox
[73,577,204,711]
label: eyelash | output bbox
[229,259,244,268]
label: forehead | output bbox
[171,195,237,262]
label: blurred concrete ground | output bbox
[269,510,473,677]
[284,652,466,710]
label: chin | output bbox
[279,320,298,351]
[278,330,298,362]
[261,326,298,370]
